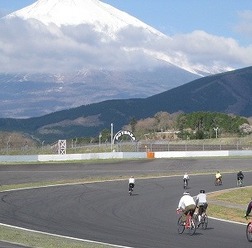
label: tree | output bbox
[100,128,111,143]
[129,118,137,132]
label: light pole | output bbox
[6,136,11,154]
[213,127,219,138]
[99,133,102,147]
[111,123,114,151]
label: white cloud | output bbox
[170,30,252,71]
[235,10,252,42]
[0,17,252,74]
[0,17,166,73]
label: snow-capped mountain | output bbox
[0,0,231,118]
[4,0,206,76]
[6,0,164,38]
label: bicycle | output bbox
[215,178,222,186]
[246,217,252,242]
[194,211,208,230]
[129,183,134,196]
[177,209,196,235]
[237,178,244,187]
[183,179,188,189]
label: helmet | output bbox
[200,190,205,193]
[183,191,190,195]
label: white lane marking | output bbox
[208,216,246,226]
[0,223,135,248]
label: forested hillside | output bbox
[0,66,252,143]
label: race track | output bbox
[0,158,252,248]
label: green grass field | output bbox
[207,187,252,224]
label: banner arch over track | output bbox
[113,130,136,144]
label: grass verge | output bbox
[207,204,246,223]
[0,225,114,248]
[207,186,252,224]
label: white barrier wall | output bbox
[37,152,146,162]
[228,150,252,156]
[0,155,38,163]
[0,150,251,163]
[154,150,230,158]
[0,152,146,163]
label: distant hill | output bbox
[0,66,252,143]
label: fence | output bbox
[1,139,251,155]
[74,140,251,153]
[138,142,246,152]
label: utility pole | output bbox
[213,127,219,138]
[111,123,113,151]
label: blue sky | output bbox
[0,0,252,46]
[0,0,252,74]
[106,0,252,47]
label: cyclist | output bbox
[237,171,244,185]
[128,176,135,193]
[183,173,189,188]
[195,190,208,224]
[177,192,196,223]
[245,198,252,218]
[215,171,222,184]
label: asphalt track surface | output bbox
[0,158,252,248]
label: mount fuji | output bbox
[7,0,164,37]
[0,0,228,118]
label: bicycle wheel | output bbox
[177,216,185,234]
[240,180,244,187]
[202,214,208,230]
[237,179,242,187]
[246,222,252,242]
[194,213,200,227]
[188,218,196,235]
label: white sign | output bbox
[113,130,136,143]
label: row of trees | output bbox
[123,111,251,140]
[76,111,252,144]
[176,112,250,139]
[2,112,251,151]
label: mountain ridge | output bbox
[0,66,251,143]
[0,66,199,118]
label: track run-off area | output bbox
[0,157,252,248]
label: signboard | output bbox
[113,130,136,143]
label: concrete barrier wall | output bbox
[0,155,38,163]
[154,150,230,158]
[228,150,252,156]
[0,150,251,163]
[0,152,146,163]
[37,152,146,162]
